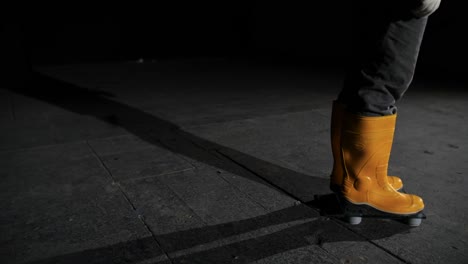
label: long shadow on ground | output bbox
[8,72,412,264]
[25,204,412,264]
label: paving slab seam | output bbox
[85,140,176,264]
[215,149,410,264]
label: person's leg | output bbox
[338,3,428,116]
[330,1,440,215]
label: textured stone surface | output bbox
[1,60,467,263]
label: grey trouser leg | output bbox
[338,2,432,116]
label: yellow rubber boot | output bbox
[340,112,424,215]
[330,101,403,192]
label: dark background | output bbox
[2,1,465,82]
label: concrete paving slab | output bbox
[0,141,169,264]
[184,110,333,202]
[94,146,194,182]
[369,217,468,264]
[0,96,128,152]
[121,176,207,235]
[0,120,56,151]
[9,92,68,122]
[208,162,299,212]
[155,166,268,224]
[87,135,155,155]
[49,114,128,144]
[184,110,333,180]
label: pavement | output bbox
[1,58,467,264]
